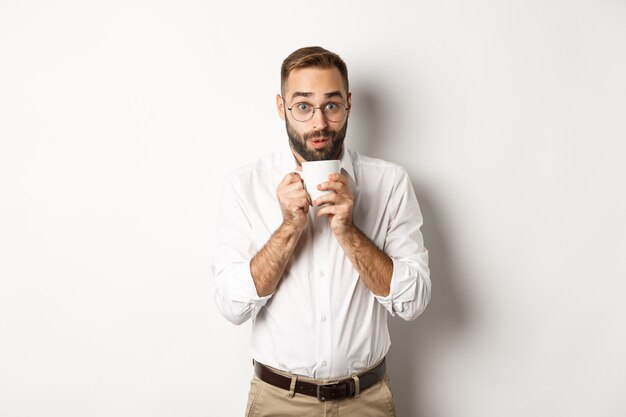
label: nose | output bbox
[311,107,328,130]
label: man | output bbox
[213,46,430,417]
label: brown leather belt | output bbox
[253,358,386,401]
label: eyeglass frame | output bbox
[283,98,350,123]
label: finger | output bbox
[317,205,351,221]
[286,197,311,211]
[279,173,293,187]
[279,179,306,196]
[292,192,312,207]
[327,173,348,184]
[313,193,338,207]
[280,172,303,186]
[317,181,345,193]
[282,182,305,194]
[288,172,305,185]
[284,191,310,204]
[316,204,337,217]
[282,188,310,201]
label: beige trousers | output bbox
[244,373,397,417]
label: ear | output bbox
[347,91,352,116]
[276,94,286,121]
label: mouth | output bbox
[308,137,330,149]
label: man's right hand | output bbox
[249,171,310,297]
[277,170,310,230]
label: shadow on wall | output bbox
[352,85,471,417]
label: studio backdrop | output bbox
[1,1,625,416]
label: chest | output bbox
[244,173,394,252]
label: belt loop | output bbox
[287,375,298,398]
[352,375,360,398]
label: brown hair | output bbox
[280,46,349,95]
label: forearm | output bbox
[335,224,393,296]
[250,221,304,297]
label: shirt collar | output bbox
[279,143,357,183]
[338,146,356,182]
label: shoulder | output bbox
[225,150,284,183]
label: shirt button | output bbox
[321,315,327,322]
[322,361,327,367]
[319,271,325,277]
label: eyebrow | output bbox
[291,92,312,100]
[324,91,344,99]
[290,90,345,101]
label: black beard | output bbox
[286,119,348,161]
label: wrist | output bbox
[281,219,306,235]
[333,221,357,239]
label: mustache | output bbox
[303,129,335,141]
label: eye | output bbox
[325,103,338,111]
[295,102,310,112]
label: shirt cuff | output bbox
[374,257,417,316]
[229,262,273,318]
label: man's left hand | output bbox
[313,173,354,235]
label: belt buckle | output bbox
[316,382,350,402]
[316,383,334,402]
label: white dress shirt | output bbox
[213,145,430,380]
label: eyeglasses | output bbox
[286,101,349,122]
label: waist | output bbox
[253,357,387,401]
[251,311,390,379]
[250,350,390,380]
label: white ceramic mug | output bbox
[296,160,341,203]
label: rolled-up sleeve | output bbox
[212,174,272,325]
[375,168,431,320]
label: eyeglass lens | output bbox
[290,102,347,122]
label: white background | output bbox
[1,1,625,416]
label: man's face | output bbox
[277,67,351,162]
